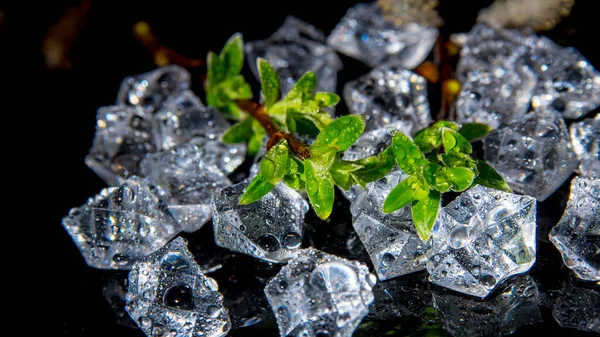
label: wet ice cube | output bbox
[344,65,431,133]
[246,16,342,95]
[153,91,236,154]
[61,177,179,269]
[570,114,600,177]
[117,65,190,114]
[85,105,156,185]
[264,248,376,337]
[139,141,234,233]
[351,171,429,280]
[455,63,536,129]
[426,185,537,298]
[125,237,230,337]
[552,275,600,333]
[483,109,577,201]
[327,2,438,69]
[212,179,308,263]
[549,176,600,281]
[432,275,542,337]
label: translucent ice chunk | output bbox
[264,248,376,337]
[427,185,537,298]
[327,2,438,68]
[351,171,429,280]
[125,237,230,337]
[61,176,179,269]
[212,179,308,263]
[246,16,342,95]
[549,176,600,281]
[139,141,234,233]
[569,114,600,177]
[344,65,431,133]
[85,105,156,185]
[433,275,542,337]
[483,109,578,201]
[117,65,190,114]
[153,91,236,153]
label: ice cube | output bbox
[212,179,308,263]
[327,2,438,68]
[264,248,376,337]
[569,114,600,177]
[61,177,179,269]
[427,185,537,298]
[483,109,578,201]
[125,237,230,337]
[549,176,600,281]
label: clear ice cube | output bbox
[427,185,537,298]
[153,91,237,154]
[327,2,438,69]
[85,105,156,185]
[264,248,376,337]
[432,275,542,337]
[139,141,234,233]
[212,179,308,263]
[344,65,431,133]
[117,65,190,114]
[549,176,600,281]
[350,171,429,280]
[570,114,600,177]
[246,16,342,95]
[552,275,600,333]
[483,109,578,201]
[125,237,231,337]
[61,176,179,269]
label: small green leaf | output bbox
[412,190,441,241]
[391,132,428,175]
[313,115,365,152]
[291,114,321,137]
[383,177,416,213]
[423,163,451,192]
[239,173,275,205]
[314,92,340,107]
[247,123,266,157]
[459,123,493,142]
[220,75,252,100]
[287,72,316,99]
[433,121,460,130]
[446,167,475,192]
[260,140,290,184]
[442,128,472,154]
[221,33,244,78]
[304,160,335,219]
[222,117,253,143]
[473,160,512,192]
[283,174,304,190]
[309,144,337,168]
[257,58,280,109]
[330,158,363,190]
[351,147,396,186]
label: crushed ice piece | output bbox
[569,114,600,177]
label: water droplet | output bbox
[278,280,288,292]
[163,284,194,310]
[257,234,280,252]
[488,206,509,223]
[309,262,359,293]
[161,252,190,272]
[316,331,331,337]
[139,316,152,328]
[569,216,580,228]
[282,232,302,249]
[183,322,193,331]
[448,225,471,249]
[207,305,221,317]
[471,266,481,276]
[112,253,129,265]
[381,253,396,267]
[481,275,496,288]
[239,224,246,232]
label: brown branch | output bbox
[237,100,311,159]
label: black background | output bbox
[9,0,599,335]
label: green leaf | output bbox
[442,128,472,154]
[473,160,512,192]
[412,190,441,241]
[206,51,225,89]
[314,92,340,107]
[292,114,320,137]
[222,117,253,143]
[220,75,252,100]
[239,173,275,205]
[247,122,266,156]
[446,167,475,192]
[260,140,290,184]
[287,72,316,99]
[283,174,304,190]
[304,160,335,219]
[383,177,416,213]
[351,147,396,187]
[391,132,428,175]
[309,144,337,168]
[257,58,280,109]
[330,158,363,190]
[221,33,244,78]
[459,123,493,142]
[422,163,451,192]
[413,121,460,154]
[313,115,365,152]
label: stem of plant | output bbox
[236,99,311,159]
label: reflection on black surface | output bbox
[552,275,600,333]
